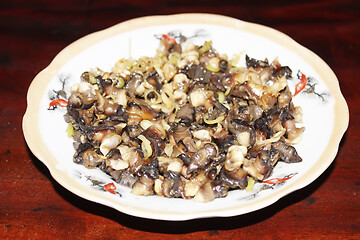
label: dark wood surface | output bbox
[1,0,359,239]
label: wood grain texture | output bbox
[1,0,359,239]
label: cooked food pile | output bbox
[64,36,304,202]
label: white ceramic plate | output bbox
[23,14,348,220]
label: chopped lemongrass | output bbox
[138,135,152,159]
[152,57,163,68]
[224,87,231,96]
[66,122,74,138]
[230,51,243,68]
[168,52,181,65]
[246,177,255,192]
[206,57,220,72]
[217,91,225,104]
[204,114,226,125]
[89,74,97,84]
[199,40,212,54]
[115,77,125,88]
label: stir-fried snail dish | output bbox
[64,35,305,202]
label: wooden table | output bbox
[1,0,359,239]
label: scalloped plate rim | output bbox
[22,13,349,221]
